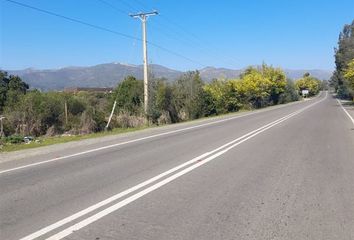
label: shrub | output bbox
[5,135,24,144]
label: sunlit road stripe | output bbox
[19,92,327,240]
[18,108,296,240]
[337,98,354,126]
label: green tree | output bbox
[203,79,228,114]
[261,64,287,104]
[235,67,273,108]
[173,71,206,120]
[203,79,241,114]
[41,92,65,132]
[343,58,354,93]
[331,20,354,98]
[234,64,287,108]
[279,79,300,103]
[112,76,144,115]
[5,90,54,136]
[75,91,108,131]
[0,71,29,112]
[0,71,10,113]
[150,78,178,123]
[6,75,29,108]
[295,73,321,96]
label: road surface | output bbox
[1,92,353,240]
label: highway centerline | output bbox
[19,93,327,240]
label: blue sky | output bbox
[1,0,354,71]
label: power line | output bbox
[149,22,237,68]
[159,13,240,67]
[119,1,239,68]
[4,0,206,67]
[96,0,141,17]
[130,8,210,51]
[95,0,232,68]
[130,0,150,10]
[117,0,140,13]
[95,1,205,60]
[96,0,127,15]
[149,42,205,67]
[160,14,205,45]
[132,0,239,67]
[4,0,141,41]
[94,0,232,68]
[98,0,237,69]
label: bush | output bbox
[337,84,353,99]
[5,135,24,144]
[279,79,300,104]
[294,73,321,96]
[112,112,146,128]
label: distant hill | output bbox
[199,67,243,81]
[7,63,182,91]
[5,63,332,91]
[198,67,332,81]
[283,69,333,81]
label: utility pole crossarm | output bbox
[130,10,158,116]
[129,10,158,19]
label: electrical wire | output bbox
[131,0,150,10]
[127,0,239,68]
[159,13,240,67]
[96,0,127,15]
[116,0,140,13]
[96,0,233,68]
[135,0,239,67]
[4,0,141,41]
[96,0,222,68]
[3,0,206,67]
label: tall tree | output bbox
[344,59,354,92]
[235,67,273,108]
[0,71,10,113]
[173,71,206,120]
[112,76,144,115]
[331,20,354,98]
[261,64,287,104]
[0,71,29,113]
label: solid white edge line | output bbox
[19,92,327,240]
[337,98,354,126]
[18,108,294,240]
[45,94,326,240]
[1,93,320,175]
[0,108,270,175]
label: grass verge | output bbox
[0,97,309,153]
[0,126,147,152]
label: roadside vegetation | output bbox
[294,73,322,97]
[0,63,324,152]
[330,20,354,99]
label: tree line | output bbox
[0,63,323,143]
[331,20,354,99]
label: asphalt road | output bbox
[1,91,354,240]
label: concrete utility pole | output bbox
[0,116,5,138]
[130,10,158,115]
[64,101,68,125]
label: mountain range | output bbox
[5,63,333,91]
